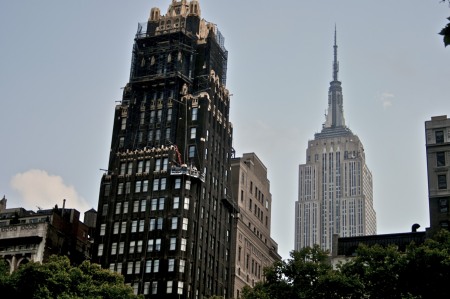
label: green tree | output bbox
[441,1,450,46]
[0,255,142,299]
[242,245,361,299]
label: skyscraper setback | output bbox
[93,1,236,298]
[295,31,377,253]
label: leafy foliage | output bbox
[440,1,450,46]
[0,255,142,299]
[242,230,450,299]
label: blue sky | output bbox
[1,0,449,260]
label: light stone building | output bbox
[425,115,450,233]
[295,31,376,253]
[230,153,281,299]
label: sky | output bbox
[1,0,449,260]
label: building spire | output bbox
[323,26,346,130]
[333,25,339,82]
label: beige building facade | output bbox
[425,115,450,232]
[230,153,281,298]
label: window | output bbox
[162,158,169,170]
[170,237,176,250]
[119,137,124,147]
[119,242,124,254]
[171,217,178,229]
[190,127,196,139]
[133,283,139,295]
[177,282,184,295]
[167,281,173,294]
[153,260,160,272]
[129,241,135,253]
[188,145,195,158]
[133,200,139,212]
[155,159,161,171]
[148,239,154,252]
[120,163,126,175]
[117,183,124,195]
[145,160,151,173]
[150,219,156,231]
[121,222,127,234]
[141,200,147,212]
[184,197,190,210]
[159,198,165,210]
[97,244,104,256]
[173,197,180,209]
[145,260,152,273]
[127,262,133,274]
[100,224,106,236]
[139,220,145,232]
[155,239,161,251]
[121,117,126,130]
[125,182,131,194]
[438,174,447,189]
[135,181,141,193]
[104,183,111,196]
[151,198,157,211]
[192,107,198,121]
[181,238,187,251]
[165,128,171,140]
[135,261,141,274]
[137,160,144,173]
[148,130,153,142]
[437,152,446,167]
[152,281,158,295]
[167,108,172,122]
[182,218,188,231]
[157,218,163,230]
[123,202,128,214]
[137,240,143,253]
[436,130,444,143]
[175,178,181,189]
[161,178,167,190]
[144,282,150,295]
[113,222,119,234]
[102,203,108,216]
[168,259,175,272]
[157,109,162,122]
[155,129,161,141]
[143,180,148,192]
[150,110,155,123]
[131,221,137,233]
[185,180,191,190]
[153,179,159,191]
[115,202,122,214]
[179,259,185,273]
[127,162,133,175]
[439,198,449,213]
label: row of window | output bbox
[125,280,184,296]
[114,176,193,195]
[121,107,198,131]
[99,217,189,236]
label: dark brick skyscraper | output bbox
[93,1,235,298]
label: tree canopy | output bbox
[0,255,142,299]
[441,1,450,46]
[242,230,450,299]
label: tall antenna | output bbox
[333,25,339,82]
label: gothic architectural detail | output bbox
[295,30,377,253]
[93,1,236,298]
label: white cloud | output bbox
[10,169,89,213]
[380,92,394,109]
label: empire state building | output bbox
[294,31,377,253]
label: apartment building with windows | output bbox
[230,153,281,298]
